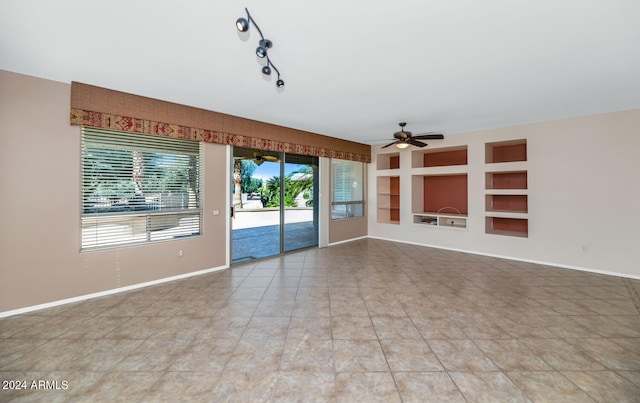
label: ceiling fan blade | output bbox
[413,133,444,140]
[409,139,428,147]
[382,141,399,149]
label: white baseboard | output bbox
[0,264,229,318]
[366,236,640,281]
[328,235,368,247]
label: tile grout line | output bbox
[621,277,640,314]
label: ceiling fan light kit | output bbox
[382,122,445,149]
[236,8,284,89]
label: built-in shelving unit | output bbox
[376,152,401,224]
[377,175,400,224]
[485,139,528,237]
[411,146,468,229]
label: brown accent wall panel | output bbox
[390,195,400,209]
[390,176,400,194]
[390,155,400,169]
[492,143,527,163]
[491,217,528,233]
[490,172,527,189]
[423,149,467,167]
[423,175,468,214]
[390,208,400,221]
[390,176,400,220]
[490,195,528,212]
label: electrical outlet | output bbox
[178,250,183,257]
[213,210,220,216]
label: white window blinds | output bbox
[81,128,202,250]
[331,159,365,220]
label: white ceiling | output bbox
[2,0,639,144]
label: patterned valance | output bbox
[70,82,371,163]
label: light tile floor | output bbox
[1,238,640,402]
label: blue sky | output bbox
[251,162,305,183]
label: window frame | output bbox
[331,159,366,220]
[80,127,202,251]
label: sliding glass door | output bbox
[284,153,319,252]
[231,147,318,263]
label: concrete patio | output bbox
[232,204,317,262]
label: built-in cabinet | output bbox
[484,139,528,237]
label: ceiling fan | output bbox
[382,122,444,149]
[251,151,280,165]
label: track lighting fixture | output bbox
[236,7,285,89]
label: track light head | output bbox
[236,17,249,32]
[262,65,271,75]
[276,79,285,88]
[256,39,272,58]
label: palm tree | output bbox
[233,159,258,209]
[264,166,314,208]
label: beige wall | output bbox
[327,158,368,245]
[0,71,228,313]
[368,109,640,278]
[0,70,368,314]
[329,217,367,244]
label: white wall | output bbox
[368,109,640,278]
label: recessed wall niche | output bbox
[377,152,400,170]
[485,139,529,237]
[412,146,468,168]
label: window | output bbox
[81,128,201,250]
[331,159,365,220]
